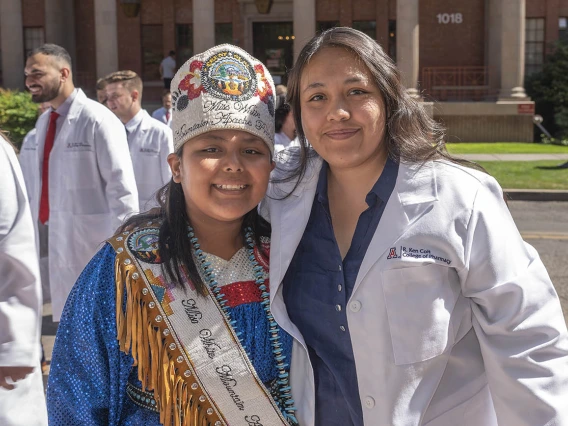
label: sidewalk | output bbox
[457,153,568,201]
[458,154,568,162]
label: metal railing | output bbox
[421,66,494,101]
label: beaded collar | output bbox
[188,225,298,425]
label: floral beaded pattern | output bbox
[188,226,298,425]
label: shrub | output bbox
[526,41,568,141]
[0,89,39,150]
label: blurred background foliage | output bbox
[0,89,39,150]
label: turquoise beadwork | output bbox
[188,226,298,424]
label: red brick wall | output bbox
[352,0,377,21]
[215,0,233,23]
[560,0,568,16]
[389,0,396,20]
[22,0,45,27]
[73,0,96,94]
[317,0,340,22]
[174,0,193,23]
[419,0,485,73]
[140,0,162,24]
[527,0,547,16]
[232,0,244,48]
[117,1,142,74]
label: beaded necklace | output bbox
[188,225,298,425]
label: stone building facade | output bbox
[0,0,566,141]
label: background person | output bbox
[96,77,108,105]
[274,94,296,153]
[47,44,298,426]
[159,50,176,90]
[0,133,48,426]
[20,44,138,322]
[105,70,174,211]
[151,90,172,127]
[262,27,568,426]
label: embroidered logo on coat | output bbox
[387,247,399,259]
[387,245,452,265]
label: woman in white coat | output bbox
[0,134,48,426]
[262,28,568,426]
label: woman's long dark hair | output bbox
[119,146,271,295]
[277,27,483,197]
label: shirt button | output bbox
[340,325,346,332]
[350,300,362,312]
[335,304,342,312]
[364,396,375,409]
[338,284,342,292]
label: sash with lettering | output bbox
[109,223,290,426]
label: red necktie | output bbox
[165,110,170,122]
[39,111,59,224]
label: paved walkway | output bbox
[458,153,568,162]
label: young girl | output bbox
[47,45,298,426]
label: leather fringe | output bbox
[113,251,216,426]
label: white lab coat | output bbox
[0,136,48,426]
[126,109,173,211]
[261,152,568,426]
[151,106,172,127]
[19,89,139,321]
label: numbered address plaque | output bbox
[437,13,463,24]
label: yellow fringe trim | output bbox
[110,232,221,426]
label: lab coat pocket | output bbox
[382,264,460,365]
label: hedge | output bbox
[0,89,39,150]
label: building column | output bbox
[193,0,215,55]
[396,0,420,98]
[45,0,76,61]
[486,0,502,95]
[0,0,24,89]
[293,0,316,62]
[499,0,528,99]
[94,0,118,78]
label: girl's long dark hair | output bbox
[276,27,484,197]
[119,146,271,295]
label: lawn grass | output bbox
[446,142,568,154]
[477,161,568,190]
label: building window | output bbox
[24,27,45,58]
[317,21,339,34]
[141,25,163,81]
[559,17,568,42]
[525,18,545,77]
[352,21,376,40]
[176,24,193,68]
[216,23,233,45]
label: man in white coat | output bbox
[105,70,174,211]
[20,102,51,302]
[151,90,173,127]
[0,134,48,426]
[20,44,139,322]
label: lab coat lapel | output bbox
[269,156,322,304]
[353,161,439,294]
[54,90,86,150]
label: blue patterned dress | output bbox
[47,242,293,425]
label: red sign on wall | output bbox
[518,103,535,114]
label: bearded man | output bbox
[19,44,139,321]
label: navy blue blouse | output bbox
[283,158,398,425]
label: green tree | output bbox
[0,89,39,150]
